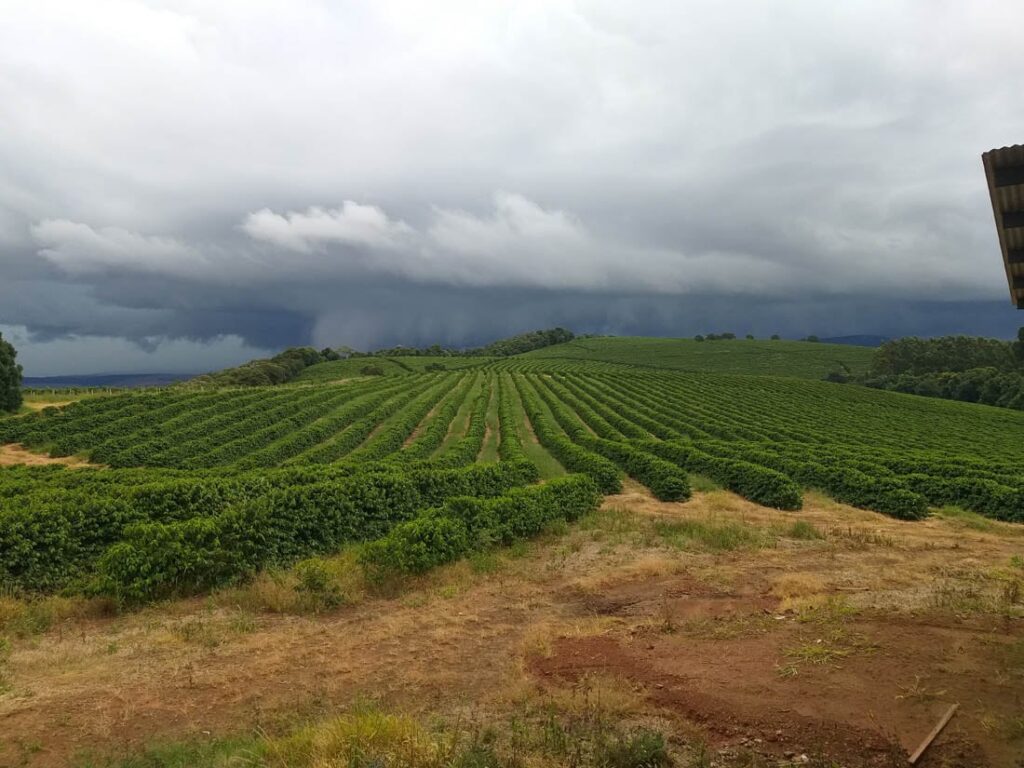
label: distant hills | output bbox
[818,335,890,347]
[23,373,194,389]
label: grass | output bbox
[433,376,483,457]
[653,517,771,552]
[478,378,500,463]
[505,375,565,480]
[933,505,1000,532]
[784,520,824,540]
[688,474,721,493]
[73,695,674,768]
[785,640,851,666]
[214,551,365,615]
[74,735,261,767]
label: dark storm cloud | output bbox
[1,1,1023,374]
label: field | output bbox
[1,337,1022,767]
[515,336,876,378]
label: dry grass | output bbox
[771,572,827,601]
[0,443,98,468]
[3,487,1024,768]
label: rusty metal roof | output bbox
[983,144,1024,308]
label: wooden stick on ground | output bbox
[908,703,959,765]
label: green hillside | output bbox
[297,355,494,382]
[518,336,875,378]
[3,335,1023,606]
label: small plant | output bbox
[294,559,344,612]
[786,520,823,540]
[785,640,850,666]
[895,675,946,702]
[594,728,671,768]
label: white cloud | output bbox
[31,220,204,275]
[240,202,415,253]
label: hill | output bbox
[296,355,495,383]
[515,336,875,378]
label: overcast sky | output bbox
[2,1,1023,375]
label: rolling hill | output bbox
[515,336,875,378]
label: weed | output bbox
[826,526,896,549]
[785,520,823,540]
[654,517,769,552]
[508,541,530,559]
[934,506,997,532]
[775,663,799,679]
[171,616,222,648]
[689,474,721,493]
[594,728,671,768]
[294,558,345,612]
[785,640,850,666]
[469,552,502,574]
[658,593,676,634]
[796,596,857,625]
[894,675,946,701]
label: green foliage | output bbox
[473,327,575,357]
[642,441,801,510]
[362,475,600,576]
[514,376,621,493]
[593,729,671,768]
[862,366,1024,411]
[513,336,874,379]
[6,336,1024,602]
[871,335,1018,376]
[188,346,330,387]
[0,331,23,414]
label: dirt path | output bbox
[1,489,1022,766]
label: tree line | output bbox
[833,331,1024,411]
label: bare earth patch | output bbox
[23,401,74,411]
[0,443,97,468]
[1,488,1022,767]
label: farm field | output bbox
[0,339,1022,767]
[294,355,499,382]
[514,336,876,378]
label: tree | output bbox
[694,335,705,342]
[745,334,754,340]
[0,332,23,413]
[804,335,820,343]
[770,334,780,340]
[1014,327,1024,363]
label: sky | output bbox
[2,1,1024,375]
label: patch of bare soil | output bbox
[0,443,97,468]
[23,401,73,411]
[1,488,1022,767]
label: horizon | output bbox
[12,328,1016,379]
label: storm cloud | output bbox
[1,1,1023,374]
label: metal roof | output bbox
[982,144,1024,308]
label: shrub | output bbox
[361,516,470,576]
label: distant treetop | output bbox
[187,328,578,386]
[0,332,24,413]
